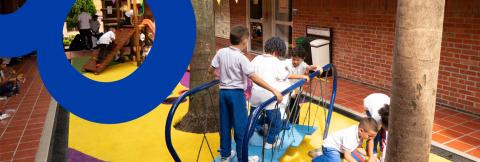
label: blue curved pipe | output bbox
[241,64,337,162]
[165,79,220,162]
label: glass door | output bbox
[273,0,292,54]
[248,0,264,53]
[248,0,292,54]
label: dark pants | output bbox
[97,43,113,64]
[79,29,92,49]
[288,96,300,124]
[250,106,282,144]
[219,89,248,161]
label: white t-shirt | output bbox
[284,59,308,84]
[322,125,361,153]
[211,47,254,90]
[250,54,290,110]
[125,10,134,18]
[363,93,390,125]
[97,31,116,45]
[77,12,92,29]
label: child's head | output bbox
[378,104,390,130]
[358,117,379,140]
[291,46,306,67]
[92,15,98,21]
[230,26,249,50]
[109,27,116,33]
[264,37,286,58]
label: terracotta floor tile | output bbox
[438,129,464,139]
[470,131,480,139]
[0,143,17,154]
[17,140,40,151]
[445,140,476,151]
[12,157,35,162]
[434,119,458,128]
[467,148,480,158]
[463,121,480,130]
[0,152,14,161]
[449,125,475,134]
[432,133,452,144]
[458,136,480,146]
[433,124,447,132]
[12,148,36,159]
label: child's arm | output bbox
[249,74,283,103]
[366,139,379,162]
[288,74,310,82]
[344,150,359,162]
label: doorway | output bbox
[247,0,292,54]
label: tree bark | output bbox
[386,0,445,161]
[174,0,220,133]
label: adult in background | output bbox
[77,7,93,49]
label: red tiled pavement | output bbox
[0,56,52,162]
[307,78,480,159]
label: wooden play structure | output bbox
[83,0,154,74]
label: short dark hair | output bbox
[291,46,307,58]
[378,104,390,129]
[359,117,379,132]
[230,26,249,45]
[264,37,286,57]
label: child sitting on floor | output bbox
[250,37,309,149]
[284,46,317,124]
[311,117,379,162]
[96,28,116,66]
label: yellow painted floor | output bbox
[68,62,451,162]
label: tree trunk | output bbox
[386,0,445,161]
[174,0,219,133]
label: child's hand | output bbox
[367,157,380,162]
[273,90,283,103]
[308,65,318,71]
[303,75,310,82]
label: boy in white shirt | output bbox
[284,46,317,124]
[209,26,283,162]
[363,93,390,162]
[96,28,116,65]
[313,117,379,162]
[250,37,309,149]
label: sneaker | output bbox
[248,155,259,162]
[0,113,10,120]
[221,150,236,162]
[264,139,281,149]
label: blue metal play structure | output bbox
[165,64,338,162]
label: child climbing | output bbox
[96,28,116,66]
[311,117,379,162]
[250,37,310,150]
[284,46,317,124]
[209,26,283,162]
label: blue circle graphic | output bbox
[33,0,196,123]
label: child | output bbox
[209,26,283,162]
[285,46,317,124]
[377,105,389,162]
[77,7,93,49]
[312,117,379,162]
[250,37,309,149]
[96,28,116,65]
[363,93,390,162]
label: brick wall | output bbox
[292,0,480,114]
